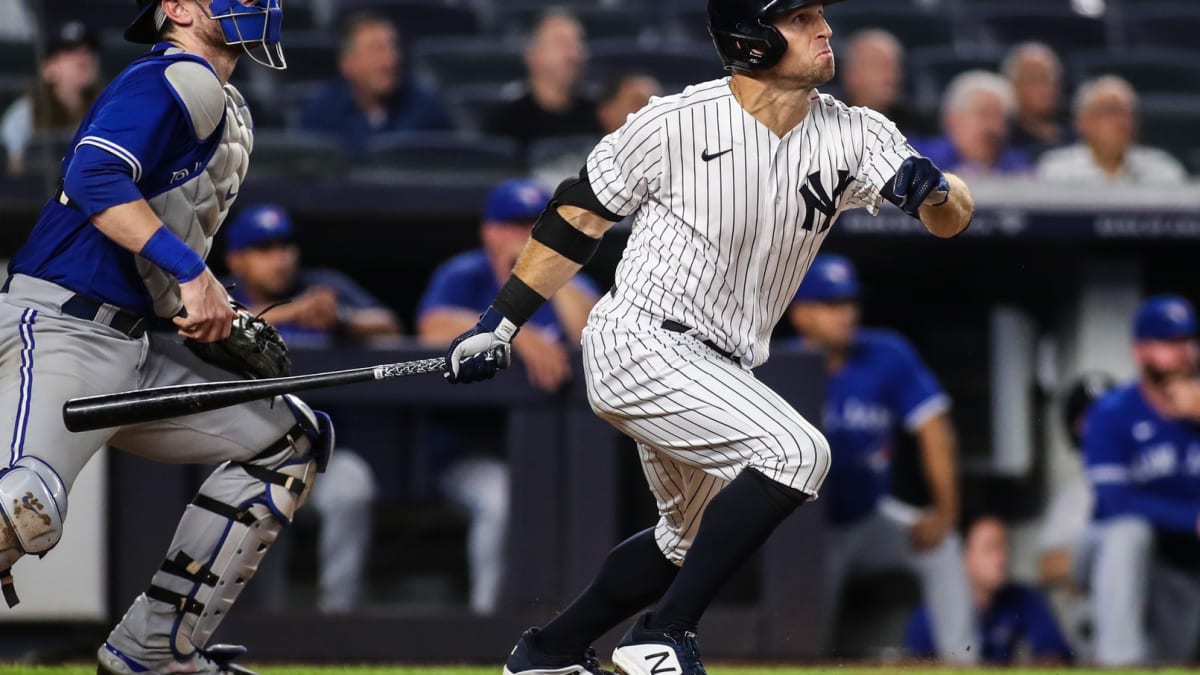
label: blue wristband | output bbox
[140,226,207,283]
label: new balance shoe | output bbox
[611,613,706,675]
[503,627,614,675]
[97,642,256,675]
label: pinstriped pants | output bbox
[582,313,831,563]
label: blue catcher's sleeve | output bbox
[882,333,950,431]
[1084,401,1200,531]
[63,67,193,215]
[904,606,936,659]
[1021,588,1074,663]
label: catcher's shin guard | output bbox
[106,396,333,659]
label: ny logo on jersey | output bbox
[799,169,853,233]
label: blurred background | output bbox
[1,0,1199,668]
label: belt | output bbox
[661,320,737,361]
[61,294,148,338]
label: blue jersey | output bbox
[795,329,948,525]
[1084,383,1200,538]
[226,268,387,348]
[8,44,227,316]
[417,249,598,339]
[906,584,1073,664]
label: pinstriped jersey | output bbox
[585,77,916,368]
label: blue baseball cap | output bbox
[484,179,551,224]
[1134,294,1198,342]
[793,254,861,303]
[225,205,295,252]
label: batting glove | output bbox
[888,156,950,218]
[445,307,516,384]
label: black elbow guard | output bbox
[531,167,620,265]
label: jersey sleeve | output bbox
[843,107,919,214]
[883,334,950,431]
[903,606,936,659]
[1022,588,1075,663]
[585,102,665,218]
[63,65,196,215]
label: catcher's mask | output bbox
[126,0,287,70]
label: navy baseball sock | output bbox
[531,527,678,659]
[648,468,807,634]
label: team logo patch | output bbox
[799,169,853,233]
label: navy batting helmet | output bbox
[708,0,846,71]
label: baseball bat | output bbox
[62,352,476,433]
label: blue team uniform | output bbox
[906,584,1073,663]
[794,329,949,525]
[226,269,388,348]
[1085,383,1200,566]
[8,43,227,316]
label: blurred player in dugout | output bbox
[223,204,401,612]
[417,179,599,613]
[787,254,975,661]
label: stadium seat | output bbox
[411,39,525,88]
[337,0,481,47]
[909,46,1007,108]
[824,5,956,51]
[0,40,36,81]
[1070,50,1200,97]
[248,130,348,175]
[364,131,523,174]
[443,82,520,132]
[968,3,1110,51]
[497,5,648,41]
[587,40,724,92]
[1138,96,1200,166]
[1121,3,1200,52]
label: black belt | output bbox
[661,320,737,361]
[61,294,148,338]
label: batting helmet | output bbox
[708,0,846,71]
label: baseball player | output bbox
[0,2,332,674]
[787,254,975,662]
[445,1,973,673]
[1085,295,1200,666]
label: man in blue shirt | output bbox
[1085,294,1200,666]
[907,516,1073,664]
[299,12,450,156]
[416,178,598,614]
[912,70,1032,178]
[788,254,976,662]
[0,3,334,673]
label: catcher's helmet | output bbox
[125,0,286,69]
[708,0,846,71]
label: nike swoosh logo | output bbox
[225,187,238,200]
[701,148,732,162]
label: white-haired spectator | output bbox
[1038,76,1187,185]
[841,29,934,137]
[913,70,1032,177]
[1003,42,1073,159]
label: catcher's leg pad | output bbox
[113,397,332,658]
[0,456,68,606]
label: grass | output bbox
[5,666,1200,675]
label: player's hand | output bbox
[444,307,517,384]
[291,286,339,330]
[512,329,571,393]
[1163,377,1200,421]
[174,269,236,343]
[909,510,952,552]
[888,156,950,217]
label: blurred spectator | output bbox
[223,204,402,613]
[787,255,976,662]
[1084,295,1200,666]
[1,21,101,174]
[1003,42,1073,159]
[1038,76,1187,186]
[485,9,600,147]
[914,70,1032,177]
[417,179,599,613]
[224,204,402,347]
[906,517,1074,665]
[840,29,933,138]
[299,12,450,155]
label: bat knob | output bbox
[490,345,512,370]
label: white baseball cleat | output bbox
[611,613,706,675]
[97,642,256,675]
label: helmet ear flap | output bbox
[714,20,788,71]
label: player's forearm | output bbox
[90,199,168,253]
[509,207,616,303]
[419,309,482,343]
[919,173,973,239]
[916,413,960,522]
[347,309,402,339]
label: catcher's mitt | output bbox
[185,302,291,380]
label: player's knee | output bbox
[242,395,335,526]
[0,456,68,557]
[761,424,831,493]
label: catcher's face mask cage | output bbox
[209,0,286,70]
